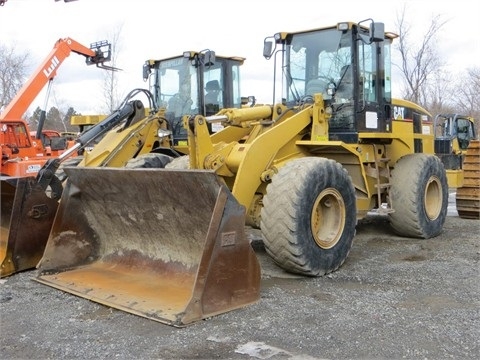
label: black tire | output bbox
[164,155,190,169]
[389,153,448,238]
[260,157,357,276]
[56,156,84,182]
[125,153,173,168]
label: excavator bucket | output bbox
[1,176,59,277]
[35,167,261,327]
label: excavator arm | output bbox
[0,37,114,121]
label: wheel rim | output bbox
[424,176,443,220]
[311,188,345,249]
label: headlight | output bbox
[157,129,172,138]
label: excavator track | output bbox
[456,139,480,219]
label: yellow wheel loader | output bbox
[1,50,249,278]
[433,114,479,219]
[35,20,468,326]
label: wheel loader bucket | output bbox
[35,167,261,327]
[1,176,59,277]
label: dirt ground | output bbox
[1,193,479,360]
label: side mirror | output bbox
[263,38,274,59]
[142,63,151,81]
[204,50,216,66]
[370,22,385,43]
[241,96,256,107]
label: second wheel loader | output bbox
[1,50,250,281]
[35,20,470,327]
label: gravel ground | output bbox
[1,196,479,360]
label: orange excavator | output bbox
[1,37,115,277]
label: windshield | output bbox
[153,57,198,117]
[149,56,199,141]
[1,121,32,148]
[284,28,353,104]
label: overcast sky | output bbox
[0,0,477,115]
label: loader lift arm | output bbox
[0,37,116,121]
[36,99,146,198]
[0,96,147,278]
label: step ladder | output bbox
[371,144,394,215]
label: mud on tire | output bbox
[389,153,448,238]
[261,157,357,276]
[165,155,190,169]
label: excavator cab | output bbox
[69,51,248,169]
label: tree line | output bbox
[27,106,81,133]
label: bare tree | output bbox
[424,68,456,116]
[456,67,480,116]
[102,23,124,113]
[0,43,30,111]
[394,6,478,131]
[455,67,480,133]
[394,6,447,108]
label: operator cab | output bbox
[143,51,245,147]
[264,19,413,143]
[434,113,477,170]
[434,114,476,151]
